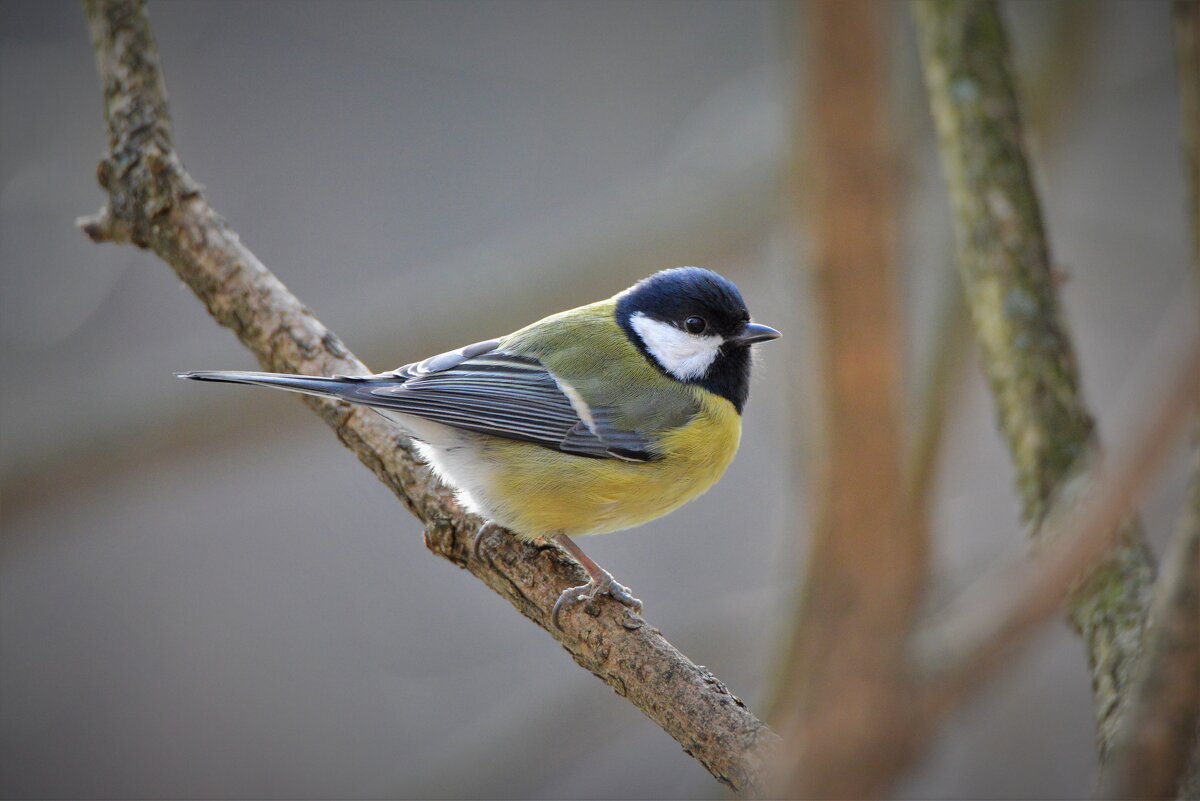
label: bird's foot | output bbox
[552,569,643,630]
[473,520,502,562]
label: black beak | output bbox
[731,322,781,346]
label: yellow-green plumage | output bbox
[180,269,773,548]
[504,298,698,432]
[179,267,777,625]
[460,297,743,539]
[479,389,740,538]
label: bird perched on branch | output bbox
[179,267,779,628]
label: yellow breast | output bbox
[477,390,742,539]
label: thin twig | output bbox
[913,333,1200,717]
[76,1,780,794]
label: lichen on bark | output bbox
[912,0,1156,759]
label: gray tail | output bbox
[176,370,377,404]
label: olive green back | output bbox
[500,298,700,436]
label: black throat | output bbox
[696,344,752,414]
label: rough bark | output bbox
[1097,442,1200,799]
[912,0,1157,760]
[771,2,928,796]
[76,1,780,794]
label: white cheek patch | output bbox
[629,312,723,381]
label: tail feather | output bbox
[176,370,376,403]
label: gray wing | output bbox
[340,339,654,461]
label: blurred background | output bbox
[0,1,1194,797]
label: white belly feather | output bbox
[376,408,500,521]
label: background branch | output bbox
[77,1,780,794]
[771,2,928,795]
[1097,439,1200,799]
[1095,5,1200,796]
[912,0,1157,760]
[913,333,1200,719]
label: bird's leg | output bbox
[473,520,502,562]
[551,533,643,629]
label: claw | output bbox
[607,578,643,614]
[551,568,644,630]
[473,521,501,562]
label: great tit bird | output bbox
[179,267,779,627]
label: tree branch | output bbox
[912,0,1157,759]
[769,3,930,796]
[76,1,780,794]
[1097,433,1200,799]
[1098,5,1200,796]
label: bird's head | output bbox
[615,267,780,413]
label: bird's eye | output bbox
[684,316,707,334]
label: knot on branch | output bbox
[89,141,203,249]
[423,519,464,564]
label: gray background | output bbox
[1,1,1195,797]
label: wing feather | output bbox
[354,341,654,461]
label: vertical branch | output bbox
[774,2,928,795]
[912,0,1156,759]
[914,0,1091,519]
[1097,444,1200,799]
[1096,5,1200,796]
[903,0,1102,569]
